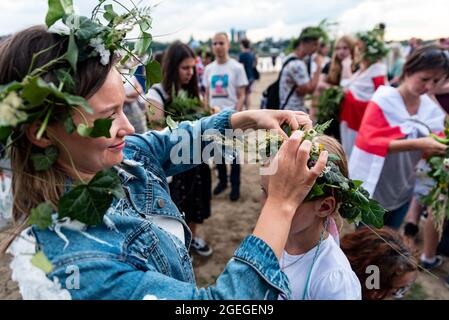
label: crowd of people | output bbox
[0,5,449,301]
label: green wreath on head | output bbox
[357,28,389,64]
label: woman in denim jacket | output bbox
[1,26,328,300]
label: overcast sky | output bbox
[0,0,448,42]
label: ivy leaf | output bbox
[352,180,364,188]
[166,115,178,130]
[0,81,22,95]
[360,200,385,228]
[73,16,106,42]
[306,183,325,201]
[66,31,79,72]
[55,69,75,92]
[350,189,370,205]
[76,119,112,138]
[45,0,74,28]
[64,114,76,134]
[31,251,53,274]
[64,94,92,114]
[145,59,162,91]
[22,77,65,107]
[31,146,59,171]
[0,126,12,144]
[135,31,152,57]
[89,118,112,138]
[58,169,125,225]
[28,202,54,230]
[340,203,361,221]
[327,153,341,162]
[103,4,118,23]
[76,123,91,137]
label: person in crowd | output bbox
[204,32,249,201]
[341,227,418,300]
[260,135,361,300]
[0,25,327,299]
[278,26,324,113]
[239,38,257,110]
[388,44,405,87]
[146,41,214,257]
[339,29,389,156]
[349,45,449,230]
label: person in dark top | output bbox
[239,39,256,109]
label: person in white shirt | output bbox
[260,135,361,300]
[204,32,249,201]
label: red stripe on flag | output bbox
[340,91,369,131]
[355,101,405,157]
[372,76,385,90]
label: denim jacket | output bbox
[23,110,291,300]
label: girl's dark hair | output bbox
[400,44,449,81]
[161,41,199,103]
[340,227,417,300]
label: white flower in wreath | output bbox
[368,46,379,54]
[443,158,449,169]
[0,92,26,126]
[89,37,111,66]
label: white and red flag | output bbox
[340,62,387,156]
[349,85,445,195]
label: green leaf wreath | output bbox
[264,120,385,228]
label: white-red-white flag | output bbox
[349,85,445,195]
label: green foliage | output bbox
[266,122,385,228]
[58,169,125,226]
[422,127,449,229]
[316,87,344,128]
[31,146,59,171]
[31,251,54,274]
[357,28,389,63]
[29,203,54,230]
[145,59,162,91]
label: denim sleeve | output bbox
[129,110,234,177]
[49,235,291,300]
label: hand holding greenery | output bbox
[422,126,449,230]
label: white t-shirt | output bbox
[279,235,361,300]
[204,59,248,111]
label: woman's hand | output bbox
[230,110,313,139]
[418,137,447,155]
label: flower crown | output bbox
[0,1,162,230]
[265,121,385,228]
[357,28,389,63]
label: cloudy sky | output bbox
[0,0,448,42]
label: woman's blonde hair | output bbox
[327,36,356,86]
[0,26,114,253]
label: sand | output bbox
[1,72,448,300]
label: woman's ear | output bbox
[26,122,53,149]
[315,196,337,218]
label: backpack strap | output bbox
[152,86,167,106]
[279,56,299,110]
